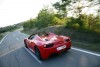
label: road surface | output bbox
[0,30,100,67]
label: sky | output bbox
[0,0,99,27]
[0,0,58,27]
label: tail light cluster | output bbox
[44,43,54,48]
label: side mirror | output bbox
[28,35,34,40]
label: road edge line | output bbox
[24,47,42,64]
[71,47,100,57]
[0,33,9,45]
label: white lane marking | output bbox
[16,38,19,41]
[0,33,9,45]
[24,47,42,64]
[71,47,100,57]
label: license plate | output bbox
[57,45,66,51]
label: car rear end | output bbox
[40,36,71,59]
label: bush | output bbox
[66,17,82,28]
[0,25,17,33]
[23,19,37,30]
[66,14,100,33]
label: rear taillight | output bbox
[44,43,54,48]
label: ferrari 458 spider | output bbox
[24,32,71,60]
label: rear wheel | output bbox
[24,40,28,48]
[35,47,42,60]
[65,48,71,52]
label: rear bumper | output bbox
[40,41,71,59]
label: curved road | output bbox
[0,30,100,67]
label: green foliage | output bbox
[36,8,55,28]
[66,14,100,32]
[23,0,100,33]
[23,8,66,30]
[23,9,100,33]
[0,25,17,33]
[67,17,81,28]
[53,0,100,32]
[23,19,37,30]
[53,0,71,18]
[52,17,66,25]
[0,34,3,40]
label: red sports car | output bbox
[24,32,71,60]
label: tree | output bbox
[53,0,71,18]
[36,8,55,28]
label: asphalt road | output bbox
[0,30,100,67]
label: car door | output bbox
[27,35,36,51]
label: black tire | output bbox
[24,41,28,48]
[35,47,42,60]
[65,48,71,52]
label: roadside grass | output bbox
[0,34,3,41]
[0,27,20,41]
[72,41,100,52]
[22,25,100,52]
[0,32,8,41]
